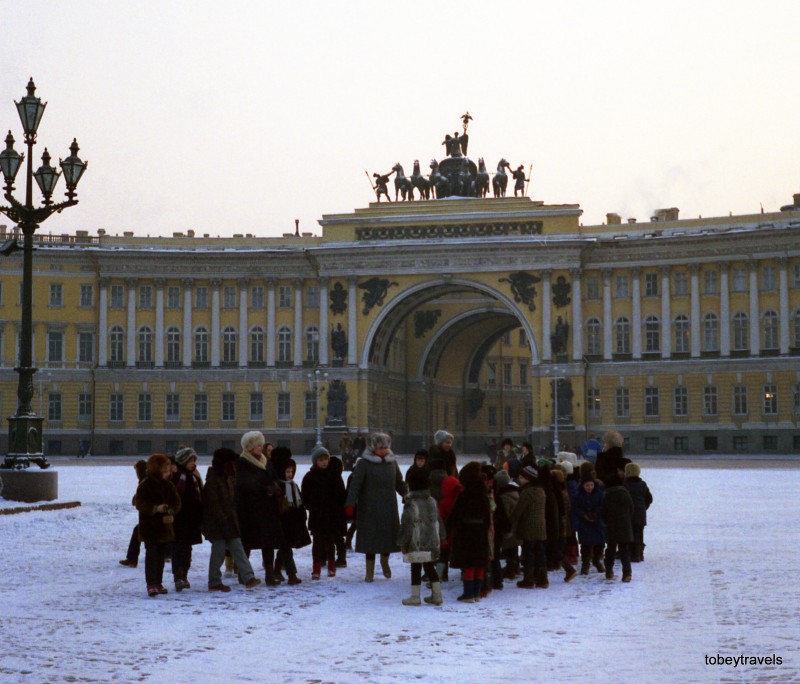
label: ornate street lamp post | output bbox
[0,78,87,470]
[307,369,329,448]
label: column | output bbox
[267,278,276,366]
[98,277,108,366]
[211,279,221,366]
[660,267,671,358]
[155,278,165,367]
[779,258,790,354]
[126,279,137,367]
[571,269,582,361]
[690,265,701,357]
[602,269,612,360]
[294,279,303,367]
[319,278,329,366]
[748,261,759,355]
[541,271,552,361]
[182,279,193,367]
[631,268,642,359]
[239,279,249,367]
[348,276,358,365]
[720,264,730,357]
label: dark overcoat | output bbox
[302,465,346,537]
[172,465,203,545]
[570,484,606,546]
[136,476,182,544]
[235,456,285,551]
[202,467,239,542]
[510,482,547,541]
[447,486,491,569]
[279,479,312,549]
[623,477,653,527]
[601,484,635,544]
[596,446,625,486]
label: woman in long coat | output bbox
[344,432,408,582]
[235,430,285,586]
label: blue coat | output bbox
[570,484,606,545]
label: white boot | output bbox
[402,584,421,606]
[424,581,443,605]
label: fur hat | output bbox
[241,431,265,453]
[550,468,565,485]
[625,462,641,478]
[559,461,574,476]
[366,431,392,452]
[433,430,454,446]
[134,459,148,481]
[579,461,596,482]
[212,447,238,471]
[175,446,197,466]
[311,445,331,465]
[519,465,538,482]
[145,453,171,477]
[494,470,511,488]
[557,451,578,466]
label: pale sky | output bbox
[2,1,800,238]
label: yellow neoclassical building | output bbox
[1,194,799,456]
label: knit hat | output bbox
[625,462,641,478]
[433,430,454,446]
[519,465,538,482]
[494,470,511,488]
[366,431,392,452]
[241,431,265,452]
[175,446,197,465]
[559,461,574,476]
[311,445,331,465]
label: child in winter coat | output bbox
[397,468,446,606]
[600,473,635,582]
[171,446,204,591]
[405,449,430,486]
[135,453,182,597]
[119,459,147,568]
[277,458,312,585]
[550,468,577,582]
[490,470,515,589]
[494,470,520,581]
[510,465,548,589]
[302,446,346,580]
[623,462,653,562]
[436,468,463,583]
[571,474,606,575]
[202,448,261,591]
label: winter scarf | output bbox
[240,450,267,470]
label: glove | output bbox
[344,505,355,520]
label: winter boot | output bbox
[147,585,159,597]
[593,558,606,574]
[535,569,549,589]
[457,579,475,602]
[517,568,536,589]
[621,573,632,583]
[425,581,443,605]
[402,585,422,606]
[592,548,605,574]
[434,562,447,583]
[244,577,262,589]
[287,574,302,585]
[311,563,322,580]
[264,567,281,586]
[380,554,392,579]
[274,558,285,582]
[473,578,484,601]
[562,559,578,582]
[327,559,337,577]
[336,547,347,568]
[119,559,137,568]
[365,557,375,583]
[208,583,231,592]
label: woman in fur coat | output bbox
[171,446,204,591]
[302,446,346,579]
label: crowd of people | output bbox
[120,429,652,603]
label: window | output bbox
[502,331,511,346]
[139,285,153,309]
[109,326,124,364]
[222,286,236,309]
[221,393,236,421]
[305,326,319,363]
[80,284,93,307]
[488,406,497,428]
[277,326,292,363]
[586,318,601,355]
[703,270,718,294]
[673,386,688,417]
[674,315,690,353]
[249,327,265,363]
[166,327,181,364]
[78,331,94,363]
[615,387,629,418]
[518,363,528,386]
[704,436,718,451]
[277,392,291,421]
[78,393,92,421]
[251,286,264,308]
[585,277,600,300]
[794,383,800,416]
[793,311,800,348]
[703,386,718,416]
[504,405,513,428]
[222,327,237,364]
[763,435,778,451]
[733,385,748,416]
[304,391,317,421]
[196,286,208,309]
[644,437,660,451]
[673,271,688,296]
[615,317,630,354]
[587,388,601,418]
[518,329,527,347]
[48,392,62,421]
[762,265,777,291]
[49,283,63,307]
[674,436,688,451]
[762,310,779,349]
[194,393,208,422]
[644,387,659,417]
[307,285,320,308]
[47,331,64,364]
[249,393,263,421]
[502,362,512,386]
[644,315,660,352]
[194,327,209,363]
[702,313,719,352]
[138,393,152,422]
[137,440,152,455]
[793,263,800,288]
[763,385,778,416]
[138,326,153,364]
[165,394,180,421]
[278,285,292,308]
[486,361,496,386]
[733,312,749,350]
[167,286,181,309]
[615,275,629,299]
[733,435,749,451]
[732,268,748,292]
[110,284,124,308]
[109,393,124,422]
[644,272,659,297]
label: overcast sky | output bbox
[2,1,799,238]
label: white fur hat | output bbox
[433,430,454,445]
[241,430,265,452]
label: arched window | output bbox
[702,313,718,352]
[305,325,320,362]
[277,326,292,363]
[733,312,749,351]
[138,326,153,363]
[194,327,209,362]
[644,315,660,353]
[249,326,265,363]
[222,326,237,363]
[762,310,778,349]
[673,314,689,353]
[109,326,124,364]
[585,318,601,355]
[166,326,181,364]
[615,317,630,354]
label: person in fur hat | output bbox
[571,472,606,575]
[135,453,182,597]
[203,448,261,591]
[494,437,518,471]
[623,462,653,562]
[119,459,148,568]
[600,473,634,582]
[595,430,625,487]
[171,446,204,591]
[428,430,458,477]
[277,458,311,584]
[302,446,346,580]
[509,465,548,588]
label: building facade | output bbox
[1,195,799,456]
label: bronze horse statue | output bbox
[410,159,431,200]
[392,163,413,201]
[429,159,449,199]
[476,158,490,198]
[493,158,510,198]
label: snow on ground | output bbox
[1,459,798,683]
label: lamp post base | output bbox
[0,468,58,502]
[5,414,49,470]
